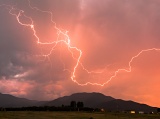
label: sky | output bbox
[0,0,160,107]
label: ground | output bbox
[0,111,159,119]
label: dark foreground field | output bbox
[0,111,160,119]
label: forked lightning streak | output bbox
[0,1,160,86]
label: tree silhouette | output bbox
[77,101,84,108]
[70,101,76,108]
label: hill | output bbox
[46,92,157,113]
[46,92,114,107]
[0,93,47,107]
[98,99,157,113]
[0,92,157,113]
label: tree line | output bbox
[0,101,101,112]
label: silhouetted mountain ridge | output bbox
[98,99,157,112]
[46,92,114,107]
[0,93,47,107]
[0,92,157,112]
[46,92,157,112]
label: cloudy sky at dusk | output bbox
[0,0,160,107]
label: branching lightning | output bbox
[0,1,160,86]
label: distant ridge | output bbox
[0,92,157,112]
[0,93,47,107]
[46,92,157,113]
[46,92,114,107]
[98,99,157,112]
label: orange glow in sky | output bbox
[0,0,160,107]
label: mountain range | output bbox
[0,92,157,112]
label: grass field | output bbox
[0,111,159,119]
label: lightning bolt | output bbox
[0,1,160,86]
